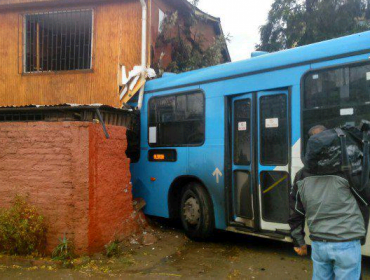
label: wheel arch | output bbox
[168,175,214,220]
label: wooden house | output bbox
[0,0,230,107]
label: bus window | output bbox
[259,94,288,165]
[302,62,370,149]
[148,91,205,147]
[260,171,290,223]
[234,99,251,165]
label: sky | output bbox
[197,0,275,62]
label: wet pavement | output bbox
[1,218,369,279]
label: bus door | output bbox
[231,93,256,229]
[230,90,291,233]
[257,91,291,233]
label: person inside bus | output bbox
[289,125,370,280]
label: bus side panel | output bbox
[131,149,189,218]
[309,53,370,72]
[131,87,199,218]
[188,94,226,230]
[193,67,310,230]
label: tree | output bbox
[154,1,230,76]
[257,0,370,52]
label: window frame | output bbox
[147,90,206,148]
[300,59,370,157]
[22,8,95,74]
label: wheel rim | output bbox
[183,196,200,226]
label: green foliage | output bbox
[257,0,370,52]
[105,240,121,258]
[154,2,229,75]
[52,235,75,261]
[0,196,47,255]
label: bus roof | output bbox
[145,31,370,94]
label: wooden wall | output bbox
[0,0,142,107]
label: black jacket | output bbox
[289,168,370,247]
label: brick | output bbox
[0,121,142,255]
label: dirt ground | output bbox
[1,218,369,280]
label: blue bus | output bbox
[131,32,370,256]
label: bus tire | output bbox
[180,182,214,240]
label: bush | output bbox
[52,235,75,261]
[105,240,121,258]
[0,196,47,255]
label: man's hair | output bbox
[308,125,327,137]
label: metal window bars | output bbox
[24,9,93,73]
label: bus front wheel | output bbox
[180,182,214,240]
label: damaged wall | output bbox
[0,0,229,108]
[0,121,142,254]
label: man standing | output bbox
[289,125,369,280]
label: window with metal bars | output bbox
[24,9,93,73]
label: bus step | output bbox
[229,222,257,232]
[275,229,291,236]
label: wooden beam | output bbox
[120,77,146,105]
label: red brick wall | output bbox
[0,122,140,254]
[88,124,139,253]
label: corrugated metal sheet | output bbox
[0,103,138,130]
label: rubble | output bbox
[141,233,158,246]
